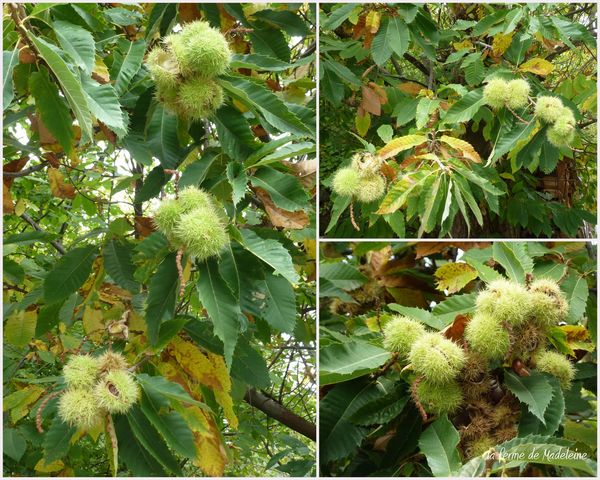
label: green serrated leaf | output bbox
[518,375,565,437]
[113,39,145,96]
[139,391,196,458]
[27,33,93,143]
[504,370,553,423]
[442,89,485,124]
[197,258,242,369]
[125,406,181,475]
[53,20,95,74]
[145,253,178,345]
[103,239,139,293]
[43,417,76,463]
[43,245,97,304]
[492,242,533,283]
[418,415,462,477]
[220,74,313,138]
[320,341,391,385]
[29,68,74,154]
[239,229,299,284]
[3,48,19,110]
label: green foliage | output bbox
[320,2,597,238]
[320,241,596,477]
[3,3,315,477]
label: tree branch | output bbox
[3,162,46,178]
[402,52,430,77]
[244,388,316,441]
[20,213,66,255]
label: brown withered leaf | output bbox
[99,283,133,304]
[400,154,423,169]
[398,82,425,97]
[353,14,366,39]
[134,216,155,238]
[178,3,201,22]
[266,79,282,92]
[19,46,36,64]
[43,152,61,168]
[368,82,388,105]
[369,246,393,275]
[379,253,417,275]
[99,122,117,145]
[380,161,396,181]
[373,428,396,451]
[443,314,470,343]
[361,85,381,116]
[3,183,14,214]
[3,157,30,189]
[48,168,76,199]
[363,29,375,49]
[286,159,316,190]
[415,242,490,259]
[255,187,309,229]
[386,287,428,308]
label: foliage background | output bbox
[319,241,597,477]
[3,2,316,477]
[320,3,597,238]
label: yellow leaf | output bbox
[355,110,371,137]
[4,386,45,423]
[83,306,104,341]
[439,135,482,163]
[14,198,26,216]
[92,57,110,84]
[492,32,514,56]
[453,39,473,51]
[167,338,238,429]
[434,262,477,294]
[581,92,596,112]
[35,459,64,473]
[193,426,227,476]
[519,58,554,76]
[378,134,428,160]
[4,310,37,347]
[365,10,381,34]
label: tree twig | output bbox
[20,213,66,255]
[3,162,46,178]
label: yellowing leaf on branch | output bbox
[355,109,371,137]
[519,58,554,76]
[453,39,473,51]
[492,32,514,57]
[434,262,477,294]
[439,135,482,163]
[4,310,37,348]
[4,385,45,423]
[48,168,76,199]
[365,10,381,34]
[192,423,227,476]
[378,134,428,160]
[82,306,104,341]
[167,338,238,429]
[35,459,65,473]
